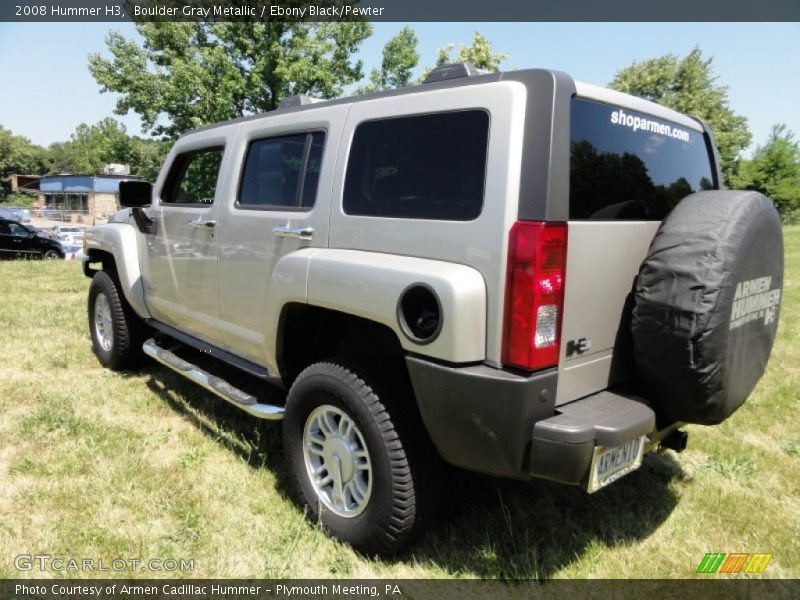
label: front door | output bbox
[0,220,37,257]
[144,143,227,345]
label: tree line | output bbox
[1,24,797,223]
[609,48,799,224]
[0,118,166,193]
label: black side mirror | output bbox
[119,181,153,208]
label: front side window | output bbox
[8,222,29,236]
[163,147,224,205]
[238,132,325,209]
[343,110,490,221]
[570,98,715,220]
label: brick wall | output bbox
[89,192,119,219]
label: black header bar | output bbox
[2,0,800,22]
[2,579,800,600]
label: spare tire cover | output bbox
[631,191,783,425]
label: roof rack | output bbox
[278,94,323,110]
[423,62,489,84]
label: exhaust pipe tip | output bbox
[661,429,689,453]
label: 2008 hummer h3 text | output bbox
[82,64,784,555]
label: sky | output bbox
[0,22,798,155]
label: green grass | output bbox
[1,229,798,579]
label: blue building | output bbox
[38,173,140,219]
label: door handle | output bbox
[189,219,216,230]
[273,226,313,240]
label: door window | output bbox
[238,132,325,210]
[8,222,29,236]
[162,147,224,205]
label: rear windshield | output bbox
[570,98,715,220]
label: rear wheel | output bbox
[283,361,440,555]
[42,249,60,260]
[88,270,149,370]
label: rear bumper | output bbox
[406,356,656,484]
[529,390,656,485]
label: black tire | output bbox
[88,270,149,370]
[632,191,784,425]
[42,249,61,260]
[282,360,441,555]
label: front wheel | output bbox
[88,270,148,370]
[42,249,61,260]
[282,361,441,555]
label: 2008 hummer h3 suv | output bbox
[83,64,784,555]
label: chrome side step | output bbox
[143,338,284,420]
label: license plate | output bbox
[587,435,646,493]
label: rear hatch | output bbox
[556,88,718,404]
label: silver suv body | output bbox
[83,65,736,553]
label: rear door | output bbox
[215,105,349,368]
[557,94,717,404]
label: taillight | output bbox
[502,221,567,371]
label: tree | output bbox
[433,32,508,72]
[48,118,135,174]
[610,48,751,184]
[89,22,372,139]
[357,27,419,94]
[45,118,168,180]
[735,124,800,223]
[0,126,49,196]
[128,137,170,182]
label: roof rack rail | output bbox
[423,62,489,84]
[277,94,323,110]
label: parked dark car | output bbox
[0,218,63,259]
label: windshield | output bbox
[569,98,715,220]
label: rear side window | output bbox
[343,110,489,220]
[162,147,224,205]
[238,132,325,209]
[570,98,715,220]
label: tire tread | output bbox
[284,360,442,555]
[88,270,149,370]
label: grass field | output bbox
[1,229,798,580]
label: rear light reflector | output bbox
[502,221,567,371]
[535,304,558,348]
